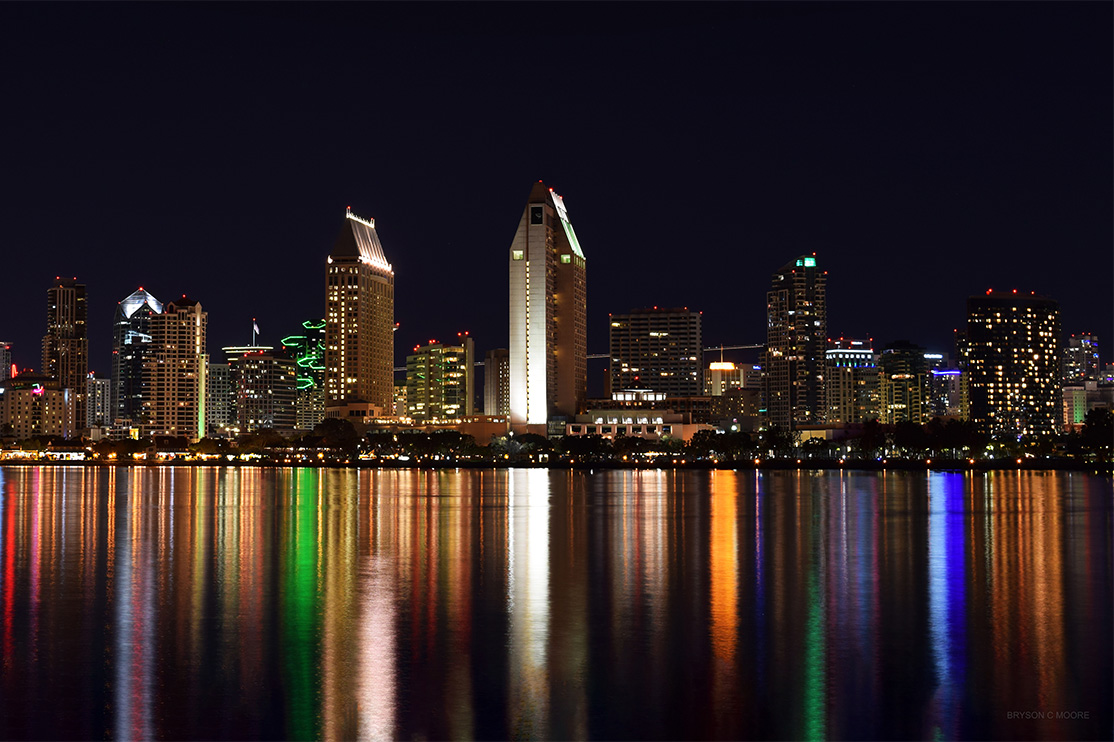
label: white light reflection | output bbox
[507,469,551,737]
[357,559,396,739]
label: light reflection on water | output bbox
[0,466,1109,740]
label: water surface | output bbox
[0,466,1109,740]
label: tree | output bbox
[1080,408,1113,461]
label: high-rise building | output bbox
[325,208,394,413]
[879,341,927,424]
[144,297,208,440]
[111,287,164,425]
[280,319,327,430]
[508,181,587,426]
[230,350,298,432]
[825,339,879,424]
[85,373,112,428]
[406,335,474,422]
[1062,334,1100,382]
[927,370,965,419]
[609,308,702,397]
[764,254,827,430]
[42,277,88,427]
[484,348,510,416]
[966,290,1061,437]
[0,342,12,383]
[206,362,233,434]
[0,372,75,440]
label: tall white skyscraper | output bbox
[508,182,587,427]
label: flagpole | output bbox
[252,318,257,346]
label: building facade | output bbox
[230,350,297,432]
[206,361,233,434]
[879,341,927,424]
[85,373,112,428]
[484,348,510,416]
[144,298,208,440]
[406,335,474,422]
[764,255,827,430]
[0,342,11,383]
[966,291,1061,437]
[111,287,164,426]
[42,277,88,427]
[325,208,395,412]
[1062,333,1100,382]
[280,319,327,430]
[0,373,75,440]
[508,181,587,426]
[825,339,879,424]
[610,307,702,397]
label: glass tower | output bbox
[112,287,163,425]
[42,277,88,426]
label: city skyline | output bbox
[0,3,1109,380]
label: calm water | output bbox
[0,466,1109,741]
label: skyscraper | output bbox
[0,342,12,383]
[966,290,1061,437]
[764,255,827,430]
[1062,333,1100,382]
[230,350,298,432]
[85,373,112,428]
[508,181,587,426]
[878,340,927,424]
[325,208,394,413]
[144,297,208,440]
[825,339,879,424]
[484,348,510,416]
[112,287,164,425]
[405,335,474,422]
[280,319,327,430]
[42,277,88,427]
[609,307,702,397]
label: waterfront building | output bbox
[610,308,702,397]
[229,349,297,432]
[0,342,11,382]
[764,254,827,429]
[879,341,927,424]
[111,287,163,426]
[484,348,510,416]
[85,373,112,428]
[1062,333,1100,381]
[565,407,710,443]
[825,339,880,424]
[508,181,587,427]
[144,297,208,440]
[280,319,327,430]
[42,277,88,426]
[393,381,408,417]
[705,361,761,396]
[927,369,965,418]
[206,362,233,434]
[325,207,394,412]
[406,335,474,422]
[966,290,1061,437]
[0,372,75,439]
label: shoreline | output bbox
[1,459,1109,474]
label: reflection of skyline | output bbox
[0,467,1108,740]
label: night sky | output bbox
[1,2,1110,386]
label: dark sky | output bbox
[1,2,1110,383]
